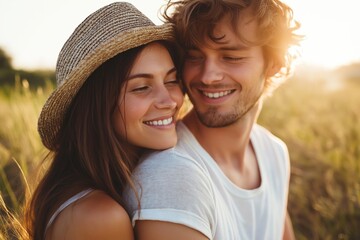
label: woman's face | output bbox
[112,42,184,150]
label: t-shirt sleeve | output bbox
[252,125,291,207]
[123,149,215,239]
[271,135,291,182]
[266,129,291,211]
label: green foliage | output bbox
[258,76,360,239]
[0,48,13,70]
[0,47,55,90]
[0,69,55,90]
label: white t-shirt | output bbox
[124,121,290,240]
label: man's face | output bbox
[183,12,271,128]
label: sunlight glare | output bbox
[285,0,360,69]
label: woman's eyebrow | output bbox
[127,67,177,80]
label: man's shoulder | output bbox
[138,121,199,167]
[252,124,287,150]
[129,147,212,205]
[142,145,191,164]
[136,147,202,176]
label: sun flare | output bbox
[0,0,359,70]
[285,0,360,69]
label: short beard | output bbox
[195,106,242,128]
[194,95,261,128]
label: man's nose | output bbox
[199,58,224,85]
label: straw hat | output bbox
[38,2,174,150]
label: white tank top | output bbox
[45,189,94,234]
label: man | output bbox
[124,0,302,239]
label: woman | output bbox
[24,2,183,240]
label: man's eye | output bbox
[224,56,244,62]
[185,54,203,62]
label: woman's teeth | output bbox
[144,117,173,126]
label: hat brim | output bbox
[38,24,174,150]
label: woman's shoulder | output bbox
[48,190,133,240]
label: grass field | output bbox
[258,73,360,239]
[0,71,359,239]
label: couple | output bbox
[25,1,301,239]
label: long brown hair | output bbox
[24,40,181,240]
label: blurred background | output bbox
[0,0,359,239]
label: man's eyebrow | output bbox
[218,44,250,51]
[186,44,250,51]
[127,67,177,80]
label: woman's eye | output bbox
[165,79,179,85]
[131,86,149,92]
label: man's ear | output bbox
[265,60,282,78]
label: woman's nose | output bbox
[154,87,177,109]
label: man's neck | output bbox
[183,106,261,189]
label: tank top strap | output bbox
[45,188,94,234]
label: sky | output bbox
[0,0,359,70]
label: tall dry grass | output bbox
[0,73,359,239]
[259,76,360,239]
[0,77,52,240]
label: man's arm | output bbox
[283,211,296,240]
[135,220,209,240]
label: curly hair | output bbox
[163,0,303,94]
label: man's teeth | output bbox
[202,90,232,99]
[145,117,173,126]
